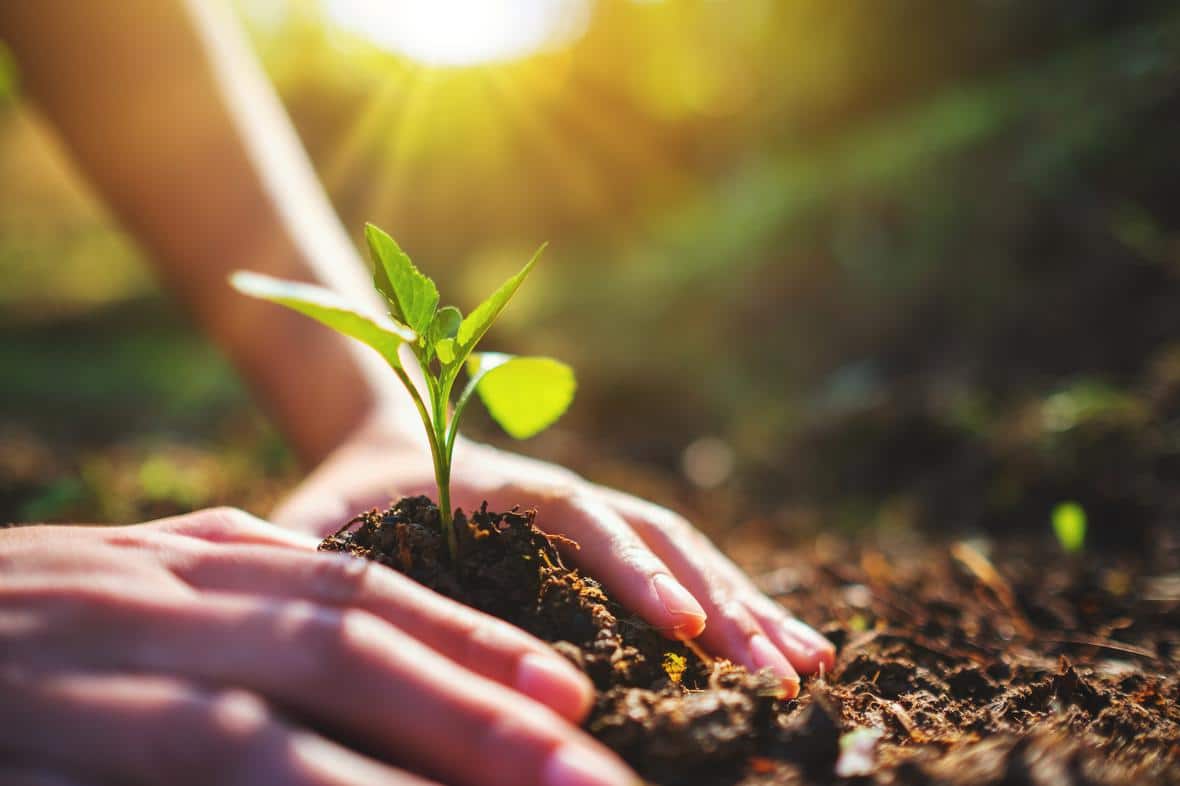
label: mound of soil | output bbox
[320,496,1180,785]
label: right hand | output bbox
[0,508,636,786]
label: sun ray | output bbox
[483,65,610,224]
[366,65,438,224]
[321,75,406,192]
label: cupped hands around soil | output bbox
[321,496,1180,786]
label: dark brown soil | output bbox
[320,497,1180,786]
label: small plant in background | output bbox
[230,223,575,558]
[1051,500,1087,554]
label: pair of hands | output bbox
[2,413,834,786]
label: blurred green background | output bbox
[2,0,1178,546]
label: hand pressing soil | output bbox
[320,496,1180,786]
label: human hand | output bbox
[0,508,638,786]
[272,412,836,695]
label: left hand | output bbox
[272,410,835,695]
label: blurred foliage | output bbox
[0,1,1177,544]
[0,43,15,105]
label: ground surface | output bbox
[320,497,1180,786]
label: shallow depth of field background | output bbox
[2,1,1178,547]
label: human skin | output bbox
[0,0,834,781]
[0,509,635,786]
[0,0,833,680]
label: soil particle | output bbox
[321,496,1180,785]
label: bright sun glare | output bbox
[323,0,591,67]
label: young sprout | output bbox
[230,223,575,559]
[1051,501,1087,554]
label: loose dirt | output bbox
[321,496,1180,785]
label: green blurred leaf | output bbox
[364,224,439,336]
[229,271,414,369]
[1051,501,1087,553]
[20,477,85,521]
[456,244,545,352]
[0,43,16,104]
[467,352,575,439]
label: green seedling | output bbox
[1051,501,1087,554]
[230,223,575,558]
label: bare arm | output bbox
[0,0,836,683]
[0,0,408,465]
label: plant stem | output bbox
[429,375,458,560]
[393,365,457,558]
[446,373,481,467]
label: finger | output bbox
[24,595,637,786]
[656,528,836,675]
[679,534,837,675]
[161,540,593,721]
[461,483,707,640]
[594,489,809,692]
[145,507,320,550]
[0,671,436,786]
[741,591,837,676]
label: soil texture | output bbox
[320,496,1180,786]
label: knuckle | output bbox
[648,508,693,537]
[745,589,790,622]
[209,507,262,533]
[470,707,557,785]
[178,507,255,538]
[153,688,276,785]
[268,601,340,678]
[613,538,659,571]
[627,505,706,549]
[715,597,761,637]
[306,552,372,606]
[331,608,387,666]
[195,691,274,783]
[205,689,272,746]
[460,615,523,670]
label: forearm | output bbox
[0,0,408,465]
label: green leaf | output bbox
[428,305,462,360]
[364,223,439,335]
[466,352,575,439]
[435,338,456,365]
[1051,501,1087,553]
[229,271,415,369]
[456,244,545,352]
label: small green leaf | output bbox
[435,338,456,365]
[1052,501,1087,553]
[467,352,575,439]
[425,306,462,365]
[229,271,414,369]
[456,244,545,352]
[428,305,462,346]
[365,223,439,335]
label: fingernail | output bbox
[516,653,593,721]
[750,633,800,694]
[781,618,836,658]
[651,574,707,636]
[544,743,637,786]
